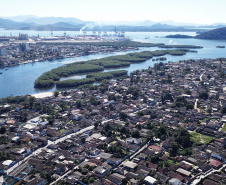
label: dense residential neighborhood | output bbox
[0,58,226,185]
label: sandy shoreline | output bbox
[31,92,54,98]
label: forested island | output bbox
[56,70,128,88]
[216,46,225,48]
[165,34,193,38]
[34,49,197,88]
[165,27,226,40]
[195,27,226,40]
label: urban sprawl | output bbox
[0,32,130,68]
[0,34,226,185]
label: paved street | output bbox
[6,125,94,175]
[190,163,226,185]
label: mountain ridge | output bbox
[196,27,226,40]
[1,15,226,32]
[23,16,89,25]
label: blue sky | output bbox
[1,0,226,24]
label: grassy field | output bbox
[190,132,213,144]
[166,159,174,166]
[222,124,226,131]
[59,129,65,134]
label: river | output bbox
[0,30,226,98]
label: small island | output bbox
[165,34,193,38]
[216,46,225,48]
[166,27,226,41]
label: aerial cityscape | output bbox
[0,0,226,185]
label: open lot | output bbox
[190,132,213,144]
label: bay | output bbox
[0,30,226,98]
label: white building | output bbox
[144,176,157,185]
[169,178,182,185]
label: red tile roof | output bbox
[149,145,163,152]
[209,160,222,168]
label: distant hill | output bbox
[84,24,188,32]
[2,15,226,30]
[0,18,196,31]
[0,18,17,27]
[0,17,85,31]
[196,27,226,40]
[2,15,39,22]
[0,18,35,29]
[23,16,89,25]
[0,16,221,32]
[33,22,84,31]
[150,23,182,29]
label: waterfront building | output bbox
[0,47,7,56]
[19,33,28,40]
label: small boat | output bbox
[0,72,2,74]
[5,68,8,71]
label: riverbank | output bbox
[1,31,226,98]
[34,49,195,89]
[31,92,54,98]
[0,41,142,69]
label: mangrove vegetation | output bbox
[40,40,203,49]
[34,49,196,88]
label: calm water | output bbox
[0,30,226,98]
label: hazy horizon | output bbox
[0,0,226,25]
[2,15,226,26]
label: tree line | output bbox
[34,49,193,88]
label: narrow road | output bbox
[129,142,150,160]
[200,71,206,82]
[190,163,226,185]
[50,168,75,185]
[51,140,150,185]
[7,105,151,180]
[219,123,225,131]
[194,99,198,110]
[7,125,94,175]
[194,99,201,112]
